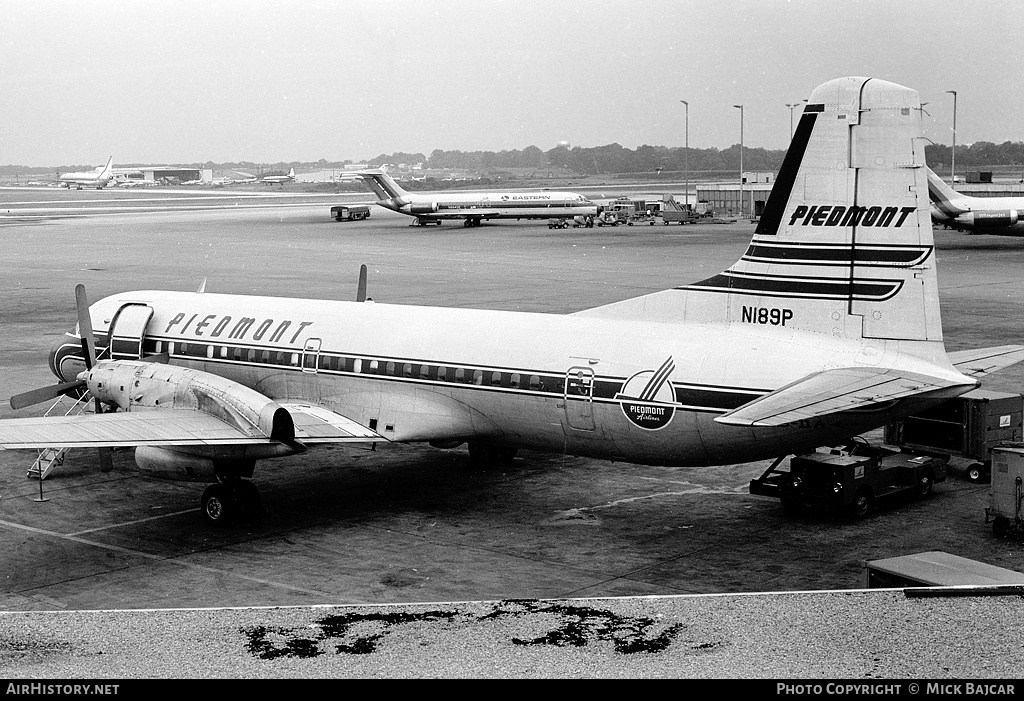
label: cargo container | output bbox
[885,389,1023,482]
[987,445,1024,538]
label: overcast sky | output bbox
[3,0,1021,167]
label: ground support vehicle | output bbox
[885,389,1023,483]
[750,441,947,519]
[331,205,371,222]
[547,218,571,229]
[571,215,594,228]
[659,210,694,225]
[986,444,1024,539]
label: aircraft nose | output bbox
[49,329,85,382]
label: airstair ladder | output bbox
[26,390,92,480]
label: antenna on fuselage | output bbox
[196,278,207,294]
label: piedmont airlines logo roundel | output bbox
[615,357,681,430]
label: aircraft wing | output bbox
[714,367,975,427]
[281,403,383,443]
[947,345,1024,379]
[0,405,384,450]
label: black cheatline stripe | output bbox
[682,273,902,300]
[754,111,819,236]
[743,244,930,266]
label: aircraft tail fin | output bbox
[99,157,113,178]
[577,77,943,345]
[356,169,408,203]
[926,165,966,217]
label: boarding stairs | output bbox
[26,388,95,480]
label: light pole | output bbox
[946,90,957,183]
[785,103,798,140]
[734,104,744,218]
[680,100,689,209]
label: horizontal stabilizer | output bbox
[714,366,975,427]
[947,345,1024,378]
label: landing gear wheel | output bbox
[916,474,934,497]
[849,489,873,519]
[967,463,988,483]
[201,483,236,527]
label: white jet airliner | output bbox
[3,77,1023,527]
[927,166,1024,235]
[356,169,598,227]
[58,157,115,190]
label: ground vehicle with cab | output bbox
[750,440,947,519]
[331,205,371,222]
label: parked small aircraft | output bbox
[3,77,1022,527]
[261,168,295,185]
[927,167,1024,235]
[356,169,598,227]
[58,157,114,190]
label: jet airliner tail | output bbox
[356,169,409,203]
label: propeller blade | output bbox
[9,379,86,410]
[75,284,97,370]
[356,264,368,302]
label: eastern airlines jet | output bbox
[58,157,114,190]
[4,77,1023,527]
[927,166,1024,235]
[356,169,598,227]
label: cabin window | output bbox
[473,370,484,385]
[436,366,447,381]
[510,373,521,388]
[353,358,363,373]
[404,363,413,378]
[369,360,379,372]
[247,348,257,362]
[454,367,465,383]
[419,365,430,379]
[207,346,215,359]
[219,346,228,359]
[386,361,396,375]
[529,375,542,391]
[491,371,502,386]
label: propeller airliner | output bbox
[4,77,1023,527]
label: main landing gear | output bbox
[463,218,483,228]
[200,479,262,527]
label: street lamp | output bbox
[785,103,799,140]
[734,104,744,218]
[946,90,957,183]
[680,100,689,209]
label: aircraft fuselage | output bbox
[49,291,966,468]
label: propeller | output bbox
[356,264,368,302]
[7,283,97,411]
[73,285,113,472]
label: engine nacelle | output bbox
[403,202,439,215]
[135,445,222,481]
[956,209,1019,228]
[81,360,296,443]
